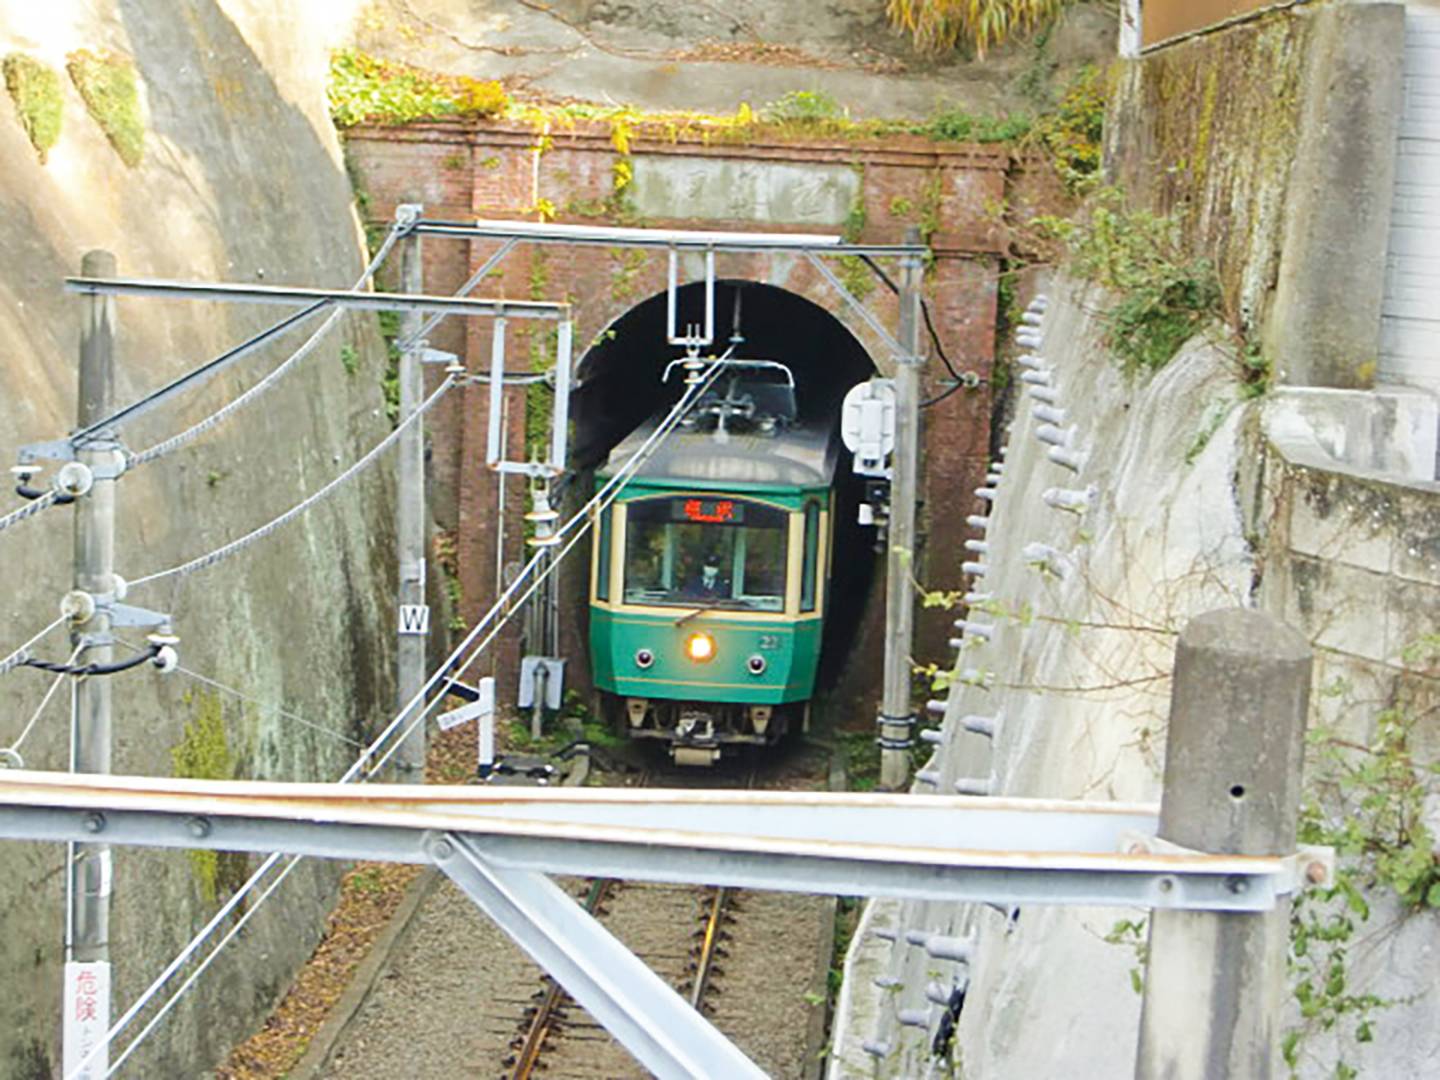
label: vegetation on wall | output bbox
[1034,188,1222,376]
[3,54,63,163]
[66,48,143,167]
[1031,64,1108,191]
[327,48,1044,152]
[329,48,507,127]
[887,0,1075,57]
[171,692,249,905]
[1285,646,1440,1075]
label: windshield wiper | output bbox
[674,599,748,626]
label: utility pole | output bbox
[879,228,924,790]
[395,205,428,782]
[65,248,117,1080]
[1136,608,1312,1080]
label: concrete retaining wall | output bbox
[829,275,1440,1078]
[0,2,396,1075]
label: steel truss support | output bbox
[430,833,765,1079]
[64,277,567,320]
[0,771,1332,1079]
[412,218,928,258]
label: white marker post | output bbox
[435,677,496,775]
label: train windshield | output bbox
[623,497,788,611]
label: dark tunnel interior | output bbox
[567,280,884,699]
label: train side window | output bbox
[595,506,612,601]
[801,500,820,613]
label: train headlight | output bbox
[634,648,655,669]
[746,654,767,676]
[685,632,716,663]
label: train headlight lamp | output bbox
[685,631,716,663]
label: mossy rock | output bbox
[3,54,63,163]
[66,48,144,168]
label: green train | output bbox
[589,362,837,765]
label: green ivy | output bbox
[376,310,402,425]
[1031,65,1108,192]
[929,107,1031,144]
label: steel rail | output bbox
[509,877,613,1080]
[689,886,731,1009]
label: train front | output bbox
[588,368,835,764]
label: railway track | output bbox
[504,774,747,1079]
[315,754,832,1080]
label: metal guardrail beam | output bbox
[0,771,1308,912]
[413,218,928,258]
[64,278,568,319]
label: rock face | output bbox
[0,2,398,1075]
[353,0,1118,119]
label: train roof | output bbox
[600,421,839,490]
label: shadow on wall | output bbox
[115,0,357,285]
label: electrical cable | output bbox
[116,641,364,750]
[857,254,985,406]
[0,614,67,678]
[2,643,84,769]
[22,642,158,677]
[396,236,518,354]
[127,223,403,466]
[75,356,732,1078]
[99,855,304,1080]
[130,374,456,589]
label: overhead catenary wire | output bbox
[72,355,732,1079]
[856,253,985,408]
[0,614,68,678]
[351,352,735,781]
[0,488,62,536]
[129,374,456,589]
[107,223,406,464]
[2,222,405,541]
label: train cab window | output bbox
[800,500,820,613]
[595,506,612,601]
[623,497,788,611]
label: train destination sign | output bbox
[674,498,744,524]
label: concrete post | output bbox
[1135,608,1312,1080]
[396,206,428,782]
[66,248,117,1078]
[879,227,925,790]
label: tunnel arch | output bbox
[571,279,877,469]
[565,279,884,713]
